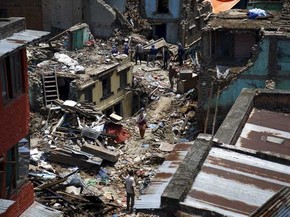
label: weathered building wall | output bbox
[166,23,179,43]
[276,40,290,89]
[79,64,133,117]
[104,0,127,13]
[0,0,43,30]
[198,36,290,131]
[42,0,82,31]
[0,17,26,39]
[84,0,116,38]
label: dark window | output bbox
[0,51,24,104]
[6,146,17,195]
[0,9,8,18]
[0,60,8,102]
[4,138,29,197]
[17,138,30,185]
[84,87,93,102]
[102,76,111,97]
[157,0,169,13]
[119,70,128,89]
[10,52,23,95]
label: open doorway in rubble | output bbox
[58,77,72,100]
[154,24,167,40]
[103,101,123,117]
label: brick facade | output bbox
[0,48,29,155]
[0,47,32,216]
[0,182,35,217]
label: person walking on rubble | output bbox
[123,42,130,55]
[177,43,185,66]
[147,44,157,67]
[168,63,177,89]
[162,45,170,69]
[134,43,143,65]
[136,107,147,139]
[125,170,135,213]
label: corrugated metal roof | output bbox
[251,187,290,217]
[181,147,290,217]
[20,201,63,217]
[134,143,192,210]
[0,29,50,58]
[0,199,15,214]
[236,108,290,158]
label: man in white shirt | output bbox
[125,170,135,213]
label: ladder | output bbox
[42,70,60,107]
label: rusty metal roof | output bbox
[0,29,50,58]
[250,187,290,217]
[236,108,290,159]
[181,147,290,217]
[134,143,192,210]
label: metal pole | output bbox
[204,81,214,134]
[211,84,220,138]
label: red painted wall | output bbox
[0,48,30,155]
[0,48,33,216]
[0,182,35,217]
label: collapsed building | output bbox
[0,0,150,38]
[142,0,211,48]
[197,3,290,132]
[28,23,135,118]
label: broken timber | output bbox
[46,148,103,169]
[81,143,119,163]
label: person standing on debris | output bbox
[177,43,185,66]
[123,42,130,55]
[168,63,177,89]
[147,44,157,67]
[125,170,135,213]
[162,46,170,69]
[136,107,147,139]
[134,43,143,65]
[111,45,118,55]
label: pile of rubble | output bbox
[27,22,200,217]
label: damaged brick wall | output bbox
[0,48,30,155]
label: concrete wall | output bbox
[84,0,116,38]
[166,23,179,43]
[104,0,127,13]
[42,0,82,31]
[0,0,43,30]
[0,17,26,39]
[144,0,181,19]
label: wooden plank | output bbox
[81,144,119,163]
